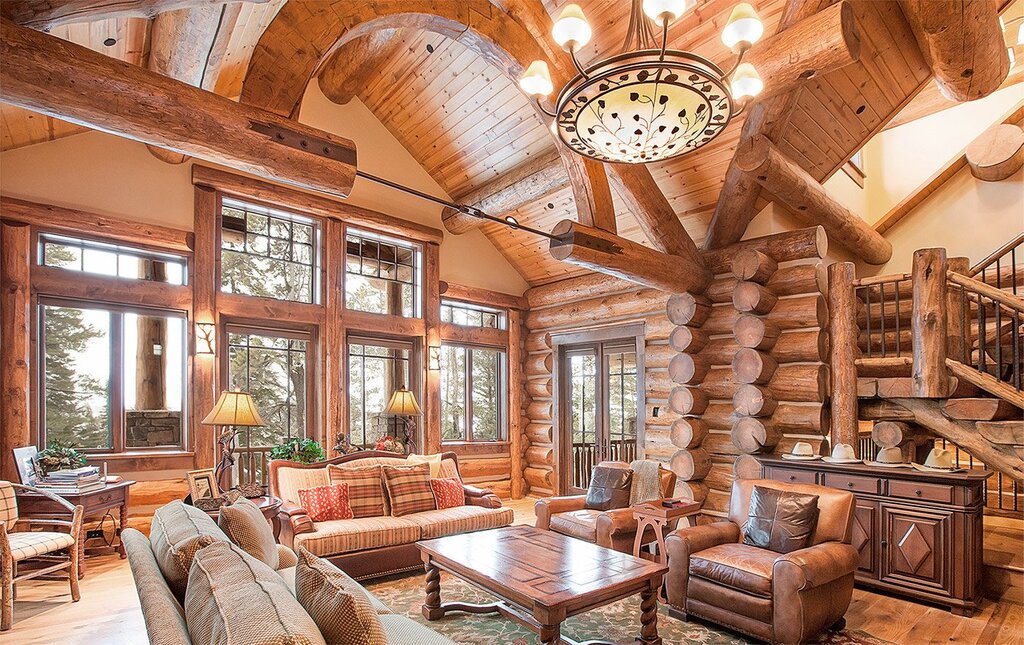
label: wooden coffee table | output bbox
[417,525,667,645]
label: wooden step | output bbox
[943,398,1022,421]
[857,376,967,398]
[977,420,1024,445]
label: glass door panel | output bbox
[605,347,638,464]
[567,349,598,491]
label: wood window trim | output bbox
[344,227,423,319]
[345,335,420,448]
[192,165,443,245]
[439,281,527,311]
[439,342,507,444]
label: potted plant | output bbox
[269,437,325,464]
[35,440,87,476]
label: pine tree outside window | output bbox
[439,344,505,443]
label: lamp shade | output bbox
[722,3,763,49]
[519,60,554,97]
[385,387,422,416]
[202,391,265,426]
[731,62,763,99]
[552,3,592,49]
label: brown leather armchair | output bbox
[665,479,858,645]
[535,460,676,553]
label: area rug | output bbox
[365,571,893,645]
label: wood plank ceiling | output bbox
[1,0,1019,287]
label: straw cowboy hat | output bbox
[912,448,962,473]
[864,446,911,468]
[823,443,861,464]
[781,441,821,461]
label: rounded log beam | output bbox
[669,325,710,353]
[732,348,779,385]
[675,480,710,503]
[669,386,709,416]
[666,293,712,326]
[731,417,783,454]
[733,454,763,480]
[733,281,779,314]
[671,418,709,449]
[525,423,553,444]
[731,249,778,284]
[733,384,778,417]
[669,353,710,385]
[734,314,781,350]
[703,227,828,275]
[966,123,1024,182]
[670,448,712,481]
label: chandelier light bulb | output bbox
[731,62,763,99]
[519,60,554,97]
[552,3,592,49]
[722,3,764,50]
[1009,47,1016,72]
[1017,23,1023,46]
[642,0,691,24]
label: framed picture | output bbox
[186,468,218,501]
[12,446,39,485]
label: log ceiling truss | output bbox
[1,0,1018,285]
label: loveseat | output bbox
[270,450,514,579]
[123,500,455,645]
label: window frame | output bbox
[345,335,420,448]
[36,296,190,455]
[440,298,506,329]
[38,232,190,285]
[344,228,423,319]
[439,342,507,444]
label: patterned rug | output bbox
[365,571,893,645]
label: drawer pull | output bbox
[915,490,922,497]
[847,482,854,488]
[881,540,888,548]
[789,475,797,482]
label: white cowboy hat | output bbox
[864,446,911,468]
[823,443,861,464]
[912,448,962,473]
[781,441,821,461]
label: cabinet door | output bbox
[851,499,878,578]
[880,504,952,596]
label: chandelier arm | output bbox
[568,44,589,79]
[723,46,749,80]
[658,17,669,63]
[533,98,557,118]
[733,98,750,118]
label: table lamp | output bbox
[203,390,265,497]
[385,387,421,454]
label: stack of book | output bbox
[36,466,104,494]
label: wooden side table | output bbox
[192,495,283,540]
[15,480,135,579]
[631,499,701,563]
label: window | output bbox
[40,234,187,285]
[440,299,505,329]
[439,344,505,442]
[40,301,186,452]
[347,339,414,447]
[220,198,319,303]
[345,230,420,317]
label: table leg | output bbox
[77,526,86,579]
[632,517,651,558]
[539,623,560,645]
[422,561,444,620]
[117,501,129,559]
[638,581,662,645]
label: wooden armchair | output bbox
[1,481,83,631]
[535,460,677,553]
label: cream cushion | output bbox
[407,453,442,477]
[549,509,602,542]
[293,515,421,556]
[185,541,325,645]
[274,466,329,511]
[406,505,515,540]
[149,500,228,598]
[218,496,279,570]
[294,548,387,644]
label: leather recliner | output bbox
[534,460,676,553]
[665,479,858,645]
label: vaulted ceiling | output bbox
[1,0,1020,287]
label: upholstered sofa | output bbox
[534,459,677,553]
[270,450,514,579]
[123,500,455,645]
[665,479,858,645]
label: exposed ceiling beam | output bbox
[735,134,892,265]
[899,0,1009,102]
[548,220,712,293]
[0,18,357,197]
[0,0,266,30]
[318,29,407,106]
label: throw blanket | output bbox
[628,460,662,505]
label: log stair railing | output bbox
[832,240,1024,515]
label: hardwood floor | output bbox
[6,497,1021,645]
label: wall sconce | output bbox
[428,345,441,371]
[196,323,216,355]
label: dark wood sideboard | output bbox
[759,458,992,616]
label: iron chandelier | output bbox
[520,0,766,164]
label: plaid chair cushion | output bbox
[7,531,75,561]
[0,481,18,529]
[382,463,436,517]
[429,478,464,510]
[294,548,386,645]
[328,465,386,518]
[298,483,354,522]
[217,496,280,570]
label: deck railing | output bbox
[571,439,639,490]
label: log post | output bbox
[911,248,950,397]
[945,256,970,364]
[828,262,860,455]
[508,308,525,499]
[192,187,219,472]
[0,222,31,480]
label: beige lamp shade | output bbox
[385,387,422,416]
[202,390,265,426]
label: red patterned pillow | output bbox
[297,483,353,522]
[430,478,464,510]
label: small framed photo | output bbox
[186,468,218,501]
[13,446,39,485]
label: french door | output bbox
[560,339,640,493]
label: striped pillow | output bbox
[382,463,436,517]
[328,465,386,518]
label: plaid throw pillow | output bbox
[382,463,436,517]
[298,483,353,522]
[328,465,386,518]
[430,477,464,510]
